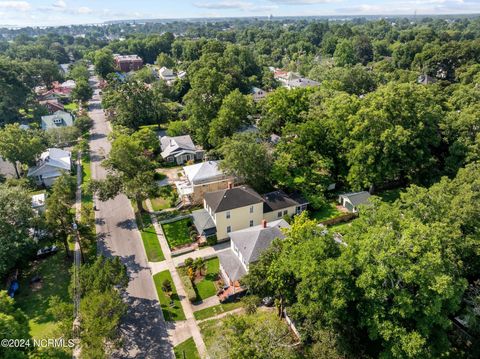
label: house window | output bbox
[250,206,254,213]
[277,211,282,218]
[226,211,231,219]
[249,220,254,227]
[227,226,231,233]
[283,210,288,216]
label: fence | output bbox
[319,212,357,226]
[158,214,192,225]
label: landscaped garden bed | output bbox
[178,257,221,303]
[153,270,185,321]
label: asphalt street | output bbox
[88,75,174,359]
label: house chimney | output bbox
[262,219,267,228]
[227,182,233,190]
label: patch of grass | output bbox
[145,185,175,211]
[147,197,171,212]
[162,218,193,249]
[194,258,219,301]
[140,214,165,262]
[194,301,243,321]
[309,202,343,222]
[328,221,354,235]
[153,270,186,321]
[174,337,200,359]
[64,102,78,112]
[15,254,72,339]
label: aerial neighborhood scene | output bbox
[1,0,480,358]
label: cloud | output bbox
[77,6,92,14]
[52,0,66,9]
[0,1,31,11]
[194,1,277,11]
[269,0,339,4]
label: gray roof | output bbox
[218,250,247,282]
[230,219,289,264]
[183,161,226,185]
[160,135,197,158]
[339,191,372,207]
[262,190,300,213]
[191,209,216,233]
[204,186,263,214]
[41,111,74,130]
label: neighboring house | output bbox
[251,87,267,102]
[200,184,307,240]
[176,161,234,205]
[27,148,72,187]
[272,68,320,89]
[218,219,289,287]
[39,99,65,114]
[338,191,372,213]
[262,190,308,222]
[31,193,46,214]
[114,54,143,72]
[41,111,74,130]
[37,80,76,101]
[158,67,186,85]
[160,135,204,165]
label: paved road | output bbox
[88,76,173,359]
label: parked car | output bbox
[36,245,58,258]
[262,296,274,307]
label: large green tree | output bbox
[94,49,115,79]
[0,291,31,359]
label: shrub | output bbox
[207,236,217,246]
[180,273,197,302]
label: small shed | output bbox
[338,191,372,213]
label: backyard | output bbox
[153,270,185,321]
[14,253,72,339]
[309,201,344,222]
[140,214,165,262]
[174,337,200,359]
[162,218,194,249]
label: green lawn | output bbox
[140,214,165,262]
[147,197,171,211]
[309,202,343,222]
[174,337,200,359]
[194,258,219,301]
[153,270,186,321]
[194,301,243,321]
[328,221,354,235]
[15,254,72,339]
[64,102,78,112]
[162,218,193,249]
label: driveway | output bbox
[88,76,174,359]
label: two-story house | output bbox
[193,184,307,241]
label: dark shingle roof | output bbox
[262,190,300,213]
[204,186,263,213]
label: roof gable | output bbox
[204,186,263,213]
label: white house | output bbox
[338,191,372,213]
[160,135,204,165]
[27,148,72,187]
[251,87,267,102]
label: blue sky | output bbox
[1,0,479,27]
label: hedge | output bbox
[180,273,197,302]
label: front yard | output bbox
[194,301,243,321]
[179,257,220,302]
[145,184,176,212]
[15,253,71,339]
[153,270,185,321]
[140,214,165,262]
[162,218,194,249]
[174,337,200,359]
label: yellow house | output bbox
[202,185,308,241]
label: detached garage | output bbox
[338,191,372,213]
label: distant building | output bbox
[114,54,143,72]
[41,111,74,131]
[417,74,437,85]
[39,100,65,114]
[27,148,72,187]
[251,87,267,102]
[31,193,46,214]
[158,67,187,85]
[272,68,320,89]
[159,135,204,165]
